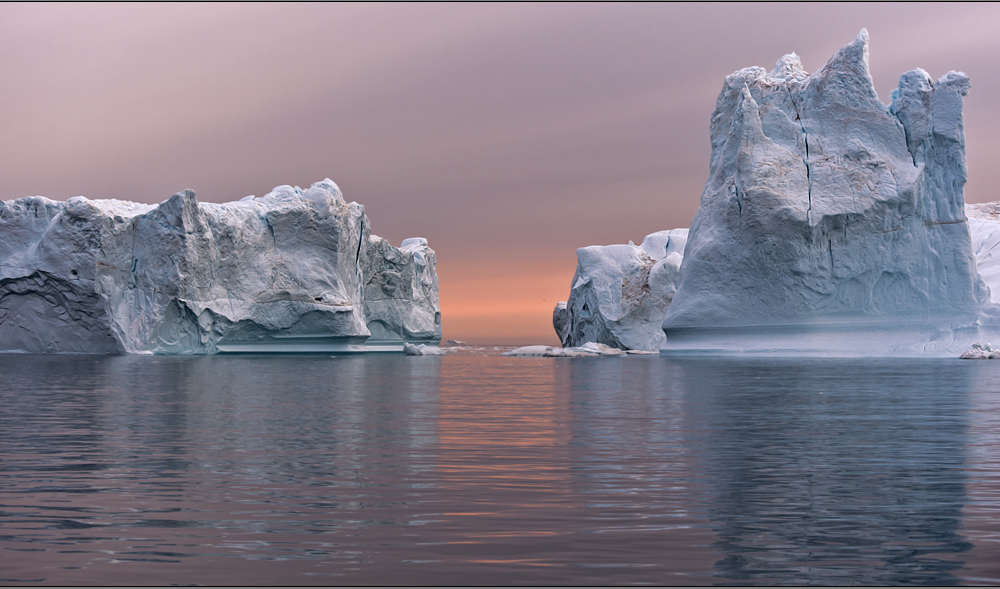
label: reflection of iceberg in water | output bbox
[556,359,722,576]
[124,355,443,485]
[0,354,442,533]
[958,361,1000,583]
[559,358,689,467]
[674,359,971,585]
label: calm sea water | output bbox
[1,349,998,586]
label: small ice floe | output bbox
[404,342,447,356]
[960,342,1000,359]
[445,339,467,345]
[503,342,629,357]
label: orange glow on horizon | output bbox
[437,257,575,345]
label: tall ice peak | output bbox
[768,52,808,81]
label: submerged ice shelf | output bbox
[0,180,440,354]
[555,30,1000,357]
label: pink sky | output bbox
[3,3,999,343]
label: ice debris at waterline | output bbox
[555,30,1000,357]
[0,180,440,354]
[959,343,1000,360]
[403,343,446,356]
[503,342,656,357]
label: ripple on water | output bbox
[0,352,998,585]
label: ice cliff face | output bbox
[363,236,440,344]
[661,30,990,354]
[0,180,440,353]
[967,203,1000,304]
[553,229,687,351]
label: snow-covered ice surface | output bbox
[0,180,440,354]
[660,30,998,357]
[554,229,687,351]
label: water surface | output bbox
[1,351,998,585]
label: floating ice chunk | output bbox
[959,342,1000,359]
[504,342,626,357]
[503,345,555,357]
[575,342,625,356]
[403,342,446,355]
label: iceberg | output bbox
[553,229,687,351]
[554,201,1000,356]
[662,30,989,356]
[554,30,1000,357]
[0,179,441,354]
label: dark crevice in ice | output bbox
[734,181,743,217]
[787,86,813,225]
[828,239,835,278]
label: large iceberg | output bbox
[0,180,440,353]
[556,30,1000,356]
[663,30,989,355]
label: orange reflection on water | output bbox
[434,357,571,479]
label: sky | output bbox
[3,3,999,344]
